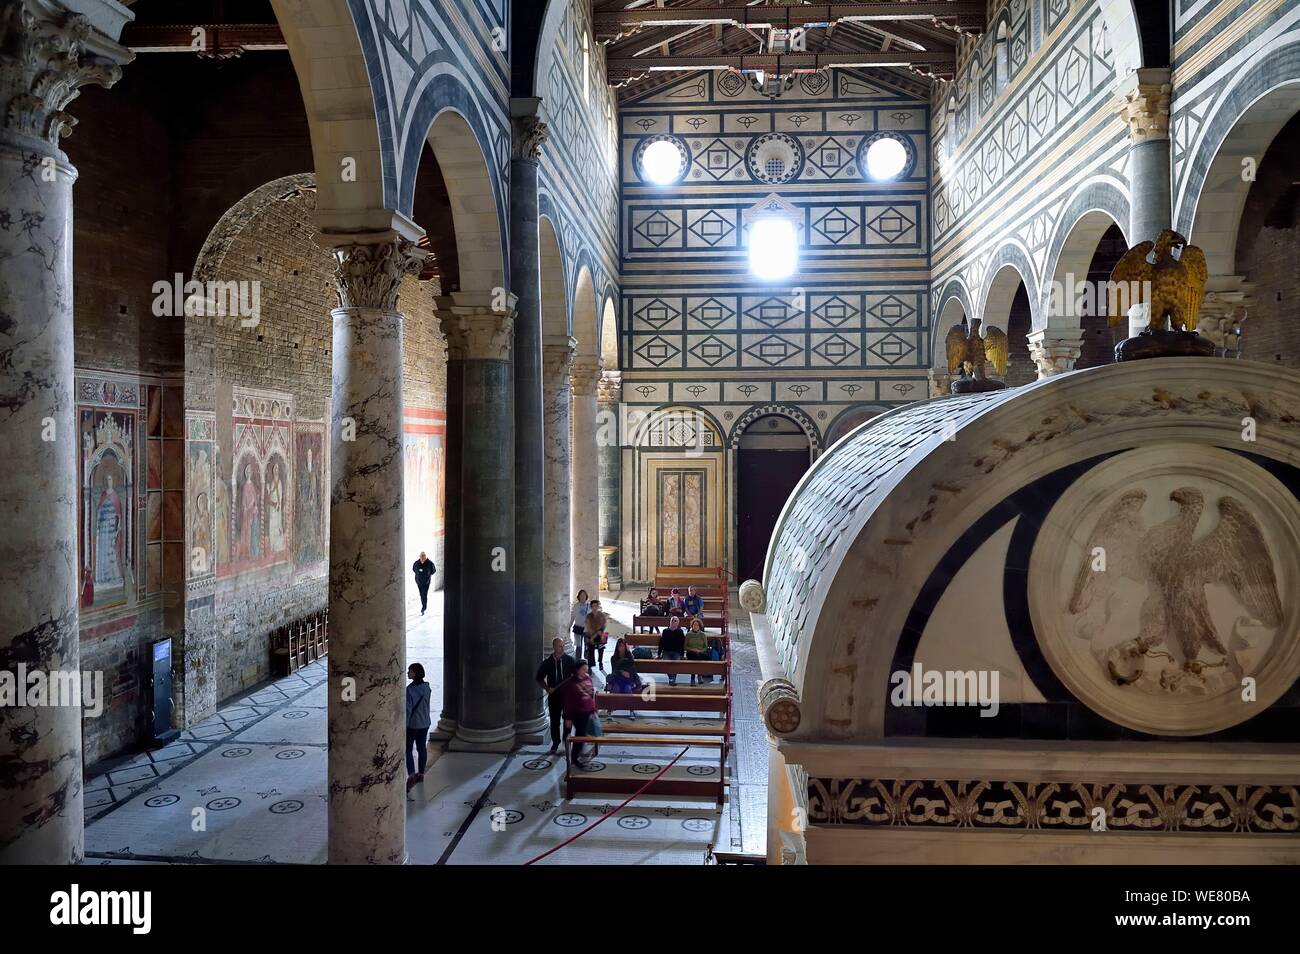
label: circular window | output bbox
[746,133,804,184]
[635,135,689,185]
[859,132,915,181]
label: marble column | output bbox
[509,101,548,739]
[596,370,622,591]
[327,236,425,865]
[569,360,602,598]
[447,294,518,752]
[0,3,130,866]
[543,336,576,646]
[1027,328,1085,378]
[1119,68,1172,244]
[432,314,465,738]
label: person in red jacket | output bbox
[560,659,602,768]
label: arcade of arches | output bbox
[1,0,1299,866]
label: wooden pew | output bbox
[630,658,727,680]
[632,614,726,632]
[622,631,729,648]
[596,693,729,742]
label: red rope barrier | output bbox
[521,746,691,866]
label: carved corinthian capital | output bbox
[511,115,549,162]
[1118,67,1172,143]
[570,360,602,396]
[596,370,622,406]
[0,2,133,148]
[331,238,427,312]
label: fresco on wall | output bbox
[78,407,136,612]
[294,425,326,569]
[403,408,445,561]
[186,412,216,578]
[221,389,294,577]
[213,439,231,570]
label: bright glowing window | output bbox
[641,139,684,184]
[749,218,798,280]
[865,136,908,180]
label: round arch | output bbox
[629,404,726,448]
[1177,42,1300,277]
[727,404,822,450]
[572,265,599,358]
[539,214,568,337]
[272,2,390,227]
[193,174,317,281]
[1045,205,1128,328]
[419,109,507,294]
[600,297,618,370]
[933,294,969,370]
[977,261,1029,335]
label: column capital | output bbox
[0,1,134,150]
[1117,67,1172,143]
[542,334,577,381]
[330,236,427,312]
[596,369,622,406]
[927,369,955,398]
[1027,328,1084,378]
[570,359,602,396]
[436,292,518,361]
[510,98,549,163]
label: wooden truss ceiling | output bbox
[597,1,986,101]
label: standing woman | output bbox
[585,598,610,672]
[561,659,602,768]
[405,663,432,788]
[569,589,591,662]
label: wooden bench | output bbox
[655,565,723,583]
[622,631,729,648]
[632,614,726,632]
[596,692,729,740]
[564,735,726,803]
[630,658,727,679]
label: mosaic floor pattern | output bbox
[84,585,766,865]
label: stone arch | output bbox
[1177,41,1300,277]
[630,405,726,448]
[193,174,317,281]
[977,243,1039,329]
[572,264,599,357]
[727,404,821,450]
[271,1,391,227]
[600,297,618,370]
[1040,180,1131,330]
[1098,0,1145,78]
[419,109,507,294]
[539,214,568,337]
[932,278,975,365]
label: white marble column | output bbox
[327,236,425,865]
[0,2,131,865]
[596,371,623,591]
[569,360,601,598]
[543,336,576,645]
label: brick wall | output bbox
[1235,113,1300,366]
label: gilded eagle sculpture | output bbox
[945,318,1009,393]
[1108,230,1214,360]
[1069,487,1283,690]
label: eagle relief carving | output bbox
[1068,487,1283,696]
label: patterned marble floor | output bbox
[83,583,766,865]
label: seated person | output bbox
[606,638,642,716]
[657,616,687,687]
[683,584,704,619]
[665,587,686,616]
[685,618,713,685]
[640,587,666,633]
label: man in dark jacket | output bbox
[412,552,436,614]
[536,637,578,754]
